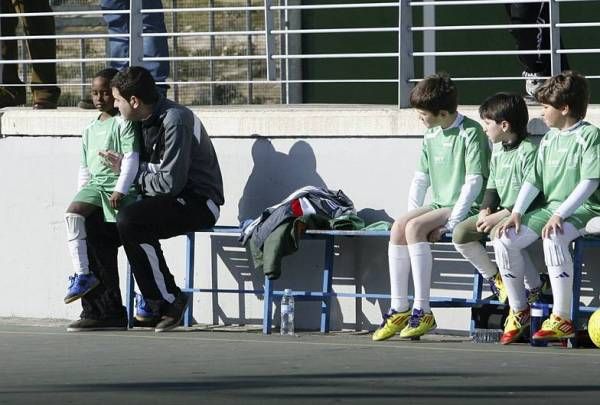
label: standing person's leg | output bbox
[0,0,26,107]
[505,3,569,97]
[68,210,126,331]
[101,0,129,72]
[373,207,431,342]
[17,0,60,108]
[400,207,452,338]
[142,0,170,90]
[116,194,218,332]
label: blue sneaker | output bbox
[135,293,161,323]
[64,273,100,304]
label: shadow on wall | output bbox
[237,136,327,223]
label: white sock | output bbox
[493,238,527,311]
[408,242,432,313]
[454,241,497,280]
[388,243,410,312]
[543,224,580,319]
[522,249,542,291]
[547,263,573,319]
[68,239,89,275]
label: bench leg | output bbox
[320,236,334,333]
[184,232,195,327]
[263,276,273,334]
[126,263,135,328]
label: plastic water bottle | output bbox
[530,303,549,347]
[280,288,295,336]
[471,328,502,343]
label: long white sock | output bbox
[493,226,539,311]
[522,250,542,291]
[543,223,580,319]
[547,263,573,319]
[454,241,497,279]
[68,239,89,275]
[388,243,410,312]
[408,242,432,312]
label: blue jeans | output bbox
[100,0,170,84]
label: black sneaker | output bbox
[154,292,191,333]
[67,317,127,332]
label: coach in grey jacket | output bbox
[70,66,223,333]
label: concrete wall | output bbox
[2,105,599,332]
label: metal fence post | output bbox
[549,0,561,76]
[80,39,86,102]
[264,0,276,81]
[246,0,254,104]
[172,0,179,103]
[398,0,414,108]
[423,3,436,76]
[209,0,215,104]
[130,0,144,68]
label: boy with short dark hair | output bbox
[373,73,490,341]
[452,93,542,311]
[497,71,600,343]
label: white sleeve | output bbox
[114,152,140,195]
[554,179,600,219]
[512,181,541,215]
[407,171,430,211]
[77,165,90,191]
[445,174,483,231]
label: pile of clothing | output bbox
[240,186,356,279]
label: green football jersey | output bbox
[417,115,490,208]
[81,115,139,190]
[487,139,537,210]
[527,121,600,210]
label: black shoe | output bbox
[154,292,191,333]
[67,317,127,332]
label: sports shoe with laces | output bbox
[532,313,575,341]
[400,308,436,338]
[372,308,411,341]
[526,286,542,304]
[154,292,191,332]
[135,293,160,321]
[488,272,508,304]
[522,71,545,98]
[500,307,530,345]
[64,273,101,304]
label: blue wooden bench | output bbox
[125,227,599,339]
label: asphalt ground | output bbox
[1,319,600,405]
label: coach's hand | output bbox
[99,150,123,173]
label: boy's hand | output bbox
[542,215,563,239]
[427,226,447,243]
[498,212,522,237]
[476,211,508,233]
[109,191,124,209]
[99,150,123,173]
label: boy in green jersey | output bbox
[373,74,490,341]
[498,71,600,342]
[64,68,140,304]
[452,94,542,319]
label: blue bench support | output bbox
[124,227,599,340]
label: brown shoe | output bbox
[0,87,26,108]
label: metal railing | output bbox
[0,0,598,107]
